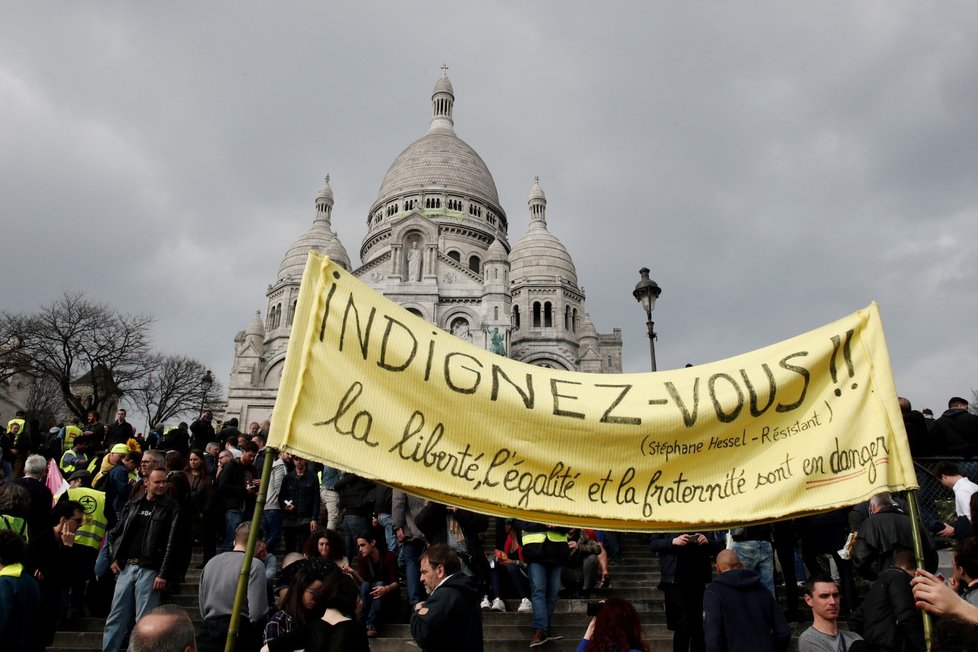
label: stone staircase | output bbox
[50,534,818,651]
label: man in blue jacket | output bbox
[703,549,791,652]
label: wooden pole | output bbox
[224,446,276,652]
[905,490,932,650]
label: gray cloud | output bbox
[1,2,975,421]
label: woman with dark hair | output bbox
[577,598,650,652]
[264,564,327,644]
[305,528,362,585]
[184,449,213,547]
[263,571,370,652]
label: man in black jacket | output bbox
[411,544,483,652]
[650,530,724,652]
[102,468,181,652]
[849,550,925,652]
[704,549,791,652]
[853,492,938,579]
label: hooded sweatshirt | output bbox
[703,567,791,652]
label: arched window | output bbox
[494,306,499,320]
[468,255,480,273]
[513,306,521,330]
[448,251,461,263]
[544,302,553,328]
[532,302,541,328]
[564,306,571,330]
[288,300,297,325]
[572,309,578,333]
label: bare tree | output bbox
[128,355,224,428]
[24,375,62,427]
[0,292,153,420]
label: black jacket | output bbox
[108,494,181,579]
[410,571,484,652]
[703,568,791,652]
[649,531,723,586]
[849,566,925,652]
[335,473,375,516]
[852,507,937,578]
[933,408,978,457]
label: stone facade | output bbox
[225,72,622,426]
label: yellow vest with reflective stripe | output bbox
[66,487,108,551]
[62,425,83,452]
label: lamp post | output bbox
[632,267,662,371]
[200,369,213,413]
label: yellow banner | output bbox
[268,252,915,532]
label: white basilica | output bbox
[225,72,623,426]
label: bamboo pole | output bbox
[905,490,932,650]
[224,446,276,652]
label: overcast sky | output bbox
[2,2,976,419]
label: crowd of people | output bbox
[0,395,976,651]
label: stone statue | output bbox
[490,328,505,355]
[451,318,471,341]
[406,241,422,281]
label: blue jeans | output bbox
[222,509,244,552]
[731,539,775,596]
[527,562,562,632]
[359,581,385,628]
[376,513,397,554]
[102,564,162,652]
[399,539,425,606]
[341,514,371,561]
[262,508,284,551]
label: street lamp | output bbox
[200,369,213,413]
[632,267,662,371]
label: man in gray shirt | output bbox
[197,522,268,652]
[799,575,863,651]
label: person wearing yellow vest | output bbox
[518,521,570,647]
[60,469,108,616]
[59,435,92,478]
[0,528,43,650]
[6,410,31,478]
[61,417,84,453]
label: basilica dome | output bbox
[368,71,504,219]
[375,131,501,208]
[509,177,579,288]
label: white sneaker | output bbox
[491,597,506,612]
[480,596,492,611]
[518,597,533,613]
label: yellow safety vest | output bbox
[62,425,83,452]
[66,487,108,551]
[521,531,569,545]
[60,449,87,475]
[0,514,29,542]
[6,418,26,439]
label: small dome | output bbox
[529,176,546,203]
[510,178,578,287]
[433,74,454,96]
[510,222,578,287]
[246,310,265,337]
[278,220,351,280]
[486,238,508,263]
[315,175,334,205]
